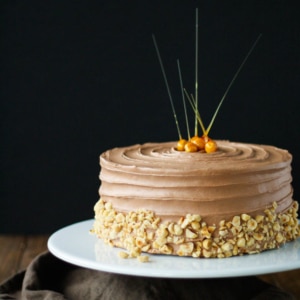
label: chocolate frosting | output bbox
[99,141,294,223]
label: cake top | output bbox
[100,140,292,175]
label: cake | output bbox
[92,11,299,260]
[92,140,299,259]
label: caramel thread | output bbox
[177,60,191,140]
[152,34,182,140]
[205,34,262,136]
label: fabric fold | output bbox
[0,252,295,300]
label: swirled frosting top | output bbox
[100,141,291,174]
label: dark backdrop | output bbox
[1,1,299,233]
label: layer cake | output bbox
[92,140,299,258]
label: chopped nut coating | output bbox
[93,199,300,259]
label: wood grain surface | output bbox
[0,235,299,298]
[0,235,48,282]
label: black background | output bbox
[1,1,299,233]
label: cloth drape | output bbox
[0,252,295,300]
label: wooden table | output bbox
[0,235,300,298]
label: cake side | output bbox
[93,199,299,258]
